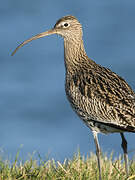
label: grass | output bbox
[0,151,135,180]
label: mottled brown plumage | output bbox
[12,15,135,179]
[66,58,135,133]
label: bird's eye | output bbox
[63,23,69,27]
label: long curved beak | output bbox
[11,29,57,56]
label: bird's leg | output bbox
[120,133,129,177]
[92,131,102,180]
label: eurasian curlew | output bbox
[12,15,135,180]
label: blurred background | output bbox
[0,0,135,161]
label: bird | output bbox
[12,15,135,180]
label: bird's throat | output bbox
[64,39,87,73]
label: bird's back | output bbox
[65,58,135,133]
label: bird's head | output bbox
[12,15,83,56]
[54,15,82,39]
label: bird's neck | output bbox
[64,38,87,74]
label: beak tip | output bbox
[11,51,15,56]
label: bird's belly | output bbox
[83,120,124,134]
[65,81,125,134]
[66,82,102,122]
[69,102,123,134]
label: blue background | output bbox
[1,0,135,161]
